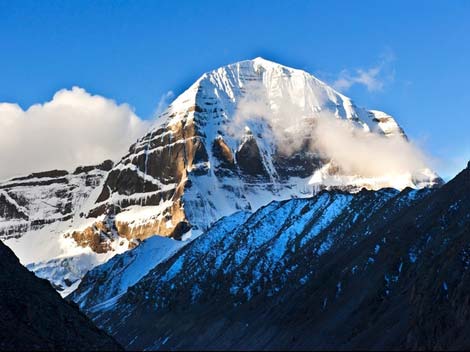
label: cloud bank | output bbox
[312,114,429,178]
[153,90,175,117]
[333,66,385,92]
[230,82,322,155]
[0,87,150,180]
[231,81,434,188]
[333,53,395,92]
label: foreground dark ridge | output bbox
[0,241,121,351]
[68,164,470,350]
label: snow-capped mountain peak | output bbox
[85,57,439,243]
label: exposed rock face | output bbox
[236,133,268,177]
[67,220,116,254]
[0,160,113,241]
[77,165,470,350]
[0,240,121,351]
[86,119,199,242]
[212,136,235,169]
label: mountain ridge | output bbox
[71,164,469,350]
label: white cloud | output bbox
[230,81,434,189]
[312,114,429,178]
[0,87,150,180]
[334,66,384,92]
[333,53,395,92]
[153,90,174,117]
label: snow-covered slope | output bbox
[70,234,192,310]
[73,187,425,317]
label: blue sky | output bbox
[0,0,469,178]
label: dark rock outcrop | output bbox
[73,159,114,174]
[273,150,324,179]
[10,169,69,181]
[236,135,268,177]
[212,136,235,169]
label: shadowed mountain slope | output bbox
[0,240,122,351]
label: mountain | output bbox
[71,164,470,350]
[0,239,121,350]
[65,57,440,251]
[2,57,440,295]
